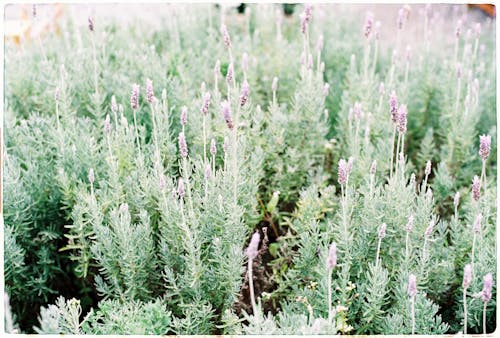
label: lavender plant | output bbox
[4,3,496,335]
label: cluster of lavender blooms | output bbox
[3,3,496,336]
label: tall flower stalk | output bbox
[88,16,99,96]
[326,242,337,324]
[481,273,493,335]
[471,213,482,278]
[130,84,142,156]
[462,264,472,334]
[408,274,417,335]
[375,223,386,267]
[246,232,261,314]
[405,215,414,261]
[479,134,491,191]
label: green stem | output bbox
[463,288,468,334]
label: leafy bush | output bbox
[4,3,496,334]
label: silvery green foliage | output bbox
[4,3,496,335]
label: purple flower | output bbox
[220,24,231,48]
[389,91,398,123]
[456,19,462,38]
[178,132,188,158]
[424,220,434,238]
[210,138,217,156]
[473,213,482,234]
[316,34,324,52]
[272,77,278,93]
[304,4,312,22]
[242,52,248,73]
[119,203,129,214]
[326,242,337,270]
[463,264,472,289]
[226,63,234,84]
[223,136,229,154]
[88,16,94,32]
[159,174,166,191]
[425,160,432,176]
[397,104,407,134]
[205,164,212,180]
[55,87,60,102]
[474,22,481,39]
[177,178,185,199]
[408,274,417,297]
[104,114,111,135]
[323,83,330,97]
[370,160,377,176]
[353,102,362,120]
[481,273,493,302]
[397,8,405,30]
[146,78,154,104]
[130,84,140,111]
[88,168,95,184]
[111,95,118,114]
[214,60,221,75]
[221,100,233,129]
[347,156,354,174]
[338,159,348,185]
[246,231,261,259]
[300,13,308,34]
[378,223,387,239]
[200,92,211,115]
[454,192,460,209]
[239,81,250,107]
[406,215,414,233]
[180,106,188,126]
[379,82,385,96]
[364,11,374,38]
[472,175,481,201]
[479,134,491,161]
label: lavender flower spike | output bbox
[406,215,414,233]
[472,175,481,201]
[272,77,279,92]
[220,24,231,48]
[378,223,387,239]
[178,132,188,158]
[88,16,94,32]
[326,242,337,270]
[454,191,460,209]
[481,273,493,302]
[463,264,472,289]
[104,114,111,134]
[55,87,60,102]
[479,134,491,161]
[130,84,140,111]
[146,78,154,103]
[246,231,261,259]
[177,178,185,199]
[201,92,211,115]
[111,95,118,113]
[304,4,312,22]
[389,91,398,123]
[205,164,212,180]
[408,274,417,297]
[180,106,188,126]
[210,139,217,156]
[425,160,432,176]
[473,213,482,234]
[221,100,233,129]
[226,63,234,84]
[370,160,377,175]
[240,81,250,107]
[424,220,434,238]
[364,12,374,38]
[88,168,95,184]
[397,104,408,134]
[300,12,308,34]
[338,159,348,185]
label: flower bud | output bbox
[88,16,94,32]
[226,63,234,84]
[240,81,250,107]
[370,160,377,176]
[472,175,481,201]
[178,132,188,158]
[479,134,491,161]
[454,191,460,209]
[146,78,154,103]
[473,213,482,234]
[210,138,217,156]
[378,223,387,239]
[326,242,337,270]
[462,264,472,289]
[424,219,434,238]
[408,274,417,297]
[201,92,211,115]
[425,160,432,176]
[338,159,348,185]
[221,100,233,129]
[481,273,493,302]
[221,24,231,47]
[246,231,261,259]
[180,106,188,126]
[111,95,118,113]
[104,114,111,134]
[88,168,95,184]
[130,84,140,111]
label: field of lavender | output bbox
[3,3,497,335]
